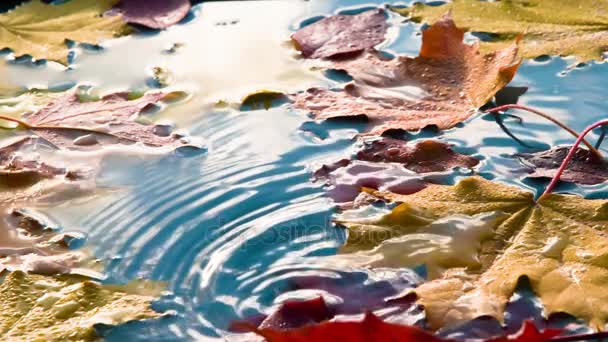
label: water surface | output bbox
[2,0,608,340]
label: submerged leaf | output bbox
[313,138,477,207]
[393,0,608,62]
[0,137,71,189]
[109,0,190,29]
[0,136,94,204]
[0,0,130,64]
[292,15,520,135]
[19,90,201,152]
[356,138,479,173]
[0,270,161,341]
[0,208,94,277]
[245,312,445,342]
[340,177,608,330]
[517,146,608,185]
[292,9,388,59]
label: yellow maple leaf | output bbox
[393,0,608,62]
[338,177,608,330]
[0,271,162,341]
[0,0,130,65]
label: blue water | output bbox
[3,0,608,340]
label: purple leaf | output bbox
[516,146,608,185]
[292,9,387,59]
[111,0,190,29]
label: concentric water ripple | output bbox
[83,107,367,340]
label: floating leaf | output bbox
[356,138,479,173]
[285,269,422,319]
[392,0,608,62]
[241,90,287,111]
[313,138,477,207]
[242,312,444,342]
[314,158,427,208]
[342,177,608,330]
[11,90,201,152]
[232,269,424,332]
[109,0,190,29]
[292,9,388,59]
[0,137,68,188]
[292,15,520,136]
[0,136,94,204]
[241,311,560,342]
[0,208,95,277]
[493,86,528,108]
[0,0,130,64]
[241,297,334,331]
[517,146,608,185]
[0,270,161,341]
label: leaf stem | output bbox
[539,119,608,200]
[484,104,601,159]
[0,115,147,145]
[0,115,32,129]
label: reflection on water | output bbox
[0,0,607,340]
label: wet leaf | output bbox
[232,269,424,332]
[341,177,608,330]
[242,312,444,342]
[253,297,334,331]
[0,0,130,64]
[241,90,287,110]
[313,138,477,207]
[493,86,528,108]
[517,146,608,185]
[393,0,608,62]
[356,138,479,173]
[292,15,520,136]
[490,321,562,342]
[18,90,201,152]
[285,269,422,319]
[109,0,190,29]
[0,137,68,188]
[292,9,387,59]
[0,208,95,277]
[0,136,94,204]
[241,311,560,342]
[314,159,428,208]
[0,270,161,341]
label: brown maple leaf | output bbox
[292,14,521,136]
